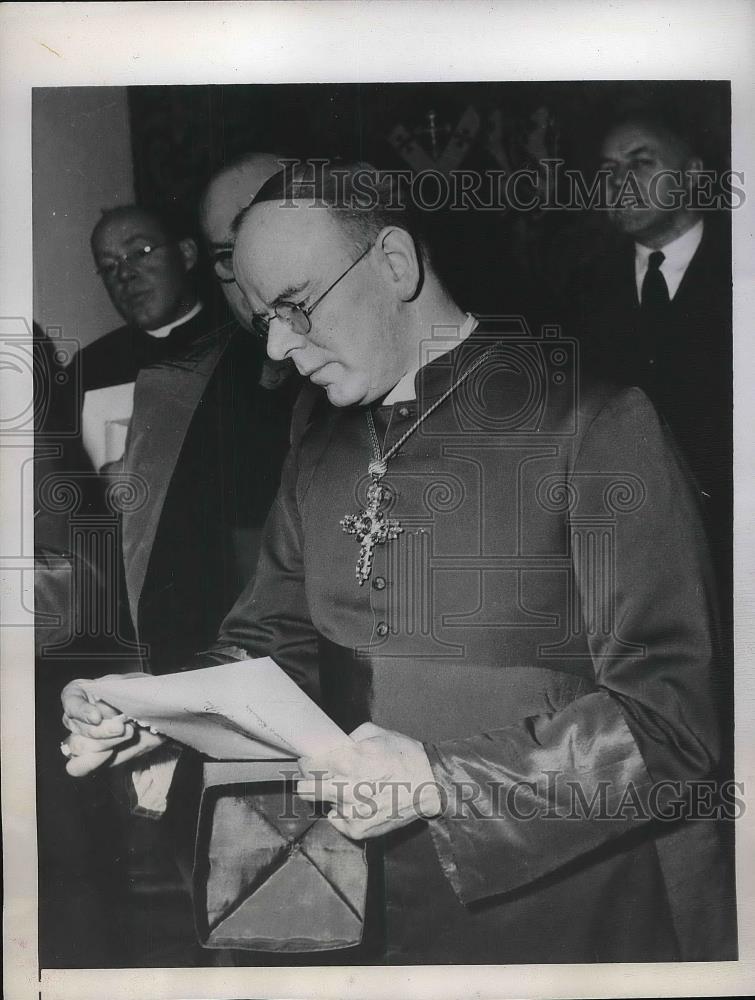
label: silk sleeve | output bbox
[425,387,722,903]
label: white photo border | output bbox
[2,2,753,998]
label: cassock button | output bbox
[372,576,387,591]
[376,621,389,637]
[398,406,411,418]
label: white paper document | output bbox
[81,382,135,471]
[86,658,350,761]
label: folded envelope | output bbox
[194,761,368,952]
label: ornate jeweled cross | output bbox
[340,478,403,585]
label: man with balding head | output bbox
[65,160,735,963]
[200,152,282,328]
[200,151,298,391]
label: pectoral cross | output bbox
[341,480,403,585]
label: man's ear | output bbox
[376,226,422,302]
[177,237,199,272]
[684,155,705,191]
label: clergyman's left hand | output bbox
[296,722,442,839]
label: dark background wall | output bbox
[128,80,731,320]
[33,81,730,349]
[128,81,731,211]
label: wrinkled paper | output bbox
[86,658,350,760]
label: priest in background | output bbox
[79,192,297,676]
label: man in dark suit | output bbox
[574,111,732,525]
[568,109,734,816]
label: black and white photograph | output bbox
[2,4,754,999]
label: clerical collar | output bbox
[382,312,478,405]
[144,301,203,339]
[634,219,704,301]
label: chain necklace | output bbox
[340,342,500,584]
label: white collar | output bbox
[382,312,478,405]
[144,301,202,339]
[635,218,704,270]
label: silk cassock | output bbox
[190,323,736,963]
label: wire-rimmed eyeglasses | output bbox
[95,242,175,280]
[249,244,373,341]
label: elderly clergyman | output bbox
[62,161,736,964]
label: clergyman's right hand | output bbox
[60,675,166,777]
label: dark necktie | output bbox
[641,250,669,310]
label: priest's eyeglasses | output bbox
[95,242,175,280]
[250,244,372,341]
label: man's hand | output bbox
[60,676,166,777]
[296,722,442,840]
